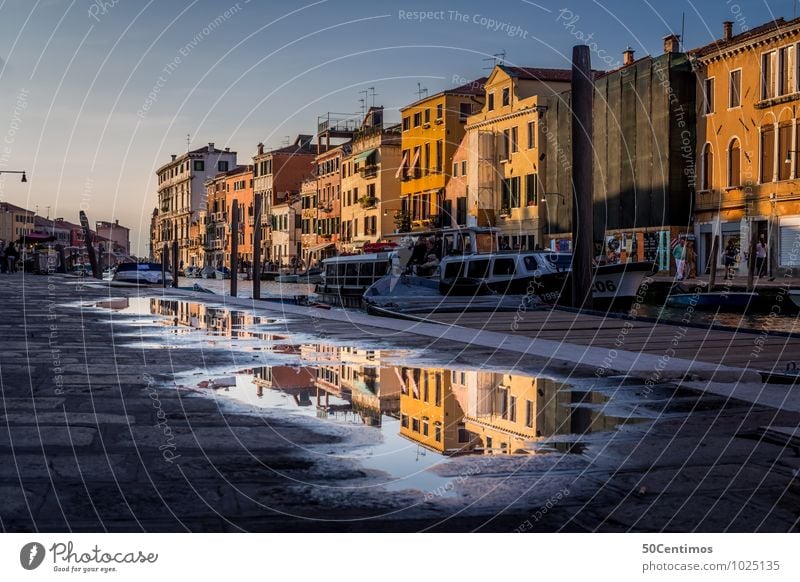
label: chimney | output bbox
[171,154,177,161]
[663,34,680,54]
[723,21,733,41]
[115,219,119,226]
[207,142,214,152]
[257,142,264,155]
[224,147,230,152]
[623,47,635,65]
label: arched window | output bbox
[728,139,741,187]
[702,143,713,190]
[761,123,775,183]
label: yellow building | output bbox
[398,366,480,455]
[399,79,486,231]
[340,107,403,252]
[691,17,800,274]
[465,66,571,249]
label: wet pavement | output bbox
[1,274,799,532]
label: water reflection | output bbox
[206,346,642,458]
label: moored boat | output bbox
[112,262,173,285]
[666,291,758,310]
[789,290,800,309]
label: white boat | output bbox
[789,290,800,309]
[275,273,299,283]
[201,265,216,279]
[214,268,231,280]
[112,262,173,285]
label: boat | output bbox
[184,266,202,278]
[759,362,800,385]
[789,289,800,309]
[112,262,173,285]
[214,267,231,279]
[666,291,758,310]
[275,273,299,283]
[177,283,215,294]
[201,265,216,279]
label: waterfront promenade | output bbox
[1,274,799,532]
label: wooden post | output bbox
[171,229,179,288]
[708,234,719,289]
[230,200,238,297]
[162,243,168,289]
[747,227,757,291]
[252,193,262,300]
[78,210,101,279]
[570,45,594,310]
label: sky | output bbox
[0,0,791,255]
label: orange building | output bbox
[204,165,253,269]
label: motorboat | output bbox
[184,266,202,278]
[112,262,173,285]
[214,267,231,280]
[201,265,216,279]
[759,362,800,385]
[789,289,800,309]
[666,291,758,310]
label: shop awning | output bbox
[395,151,408,179]
[353,148,377,164]
[305,242,335,254]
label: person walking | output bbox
[673,239,686,280]
[5,242,19,274]
[723,239,738,280]
[685,240,697,279]
[755,237,767,278]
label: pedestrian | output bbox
[0,242,5,274]
[418,253,440,277]
[685,241,697,279]
[673,239,686,280]
[723,239,738,279]
[5,242,19,273]
[755,237,767,277]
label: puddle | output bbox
[90,295,654,493]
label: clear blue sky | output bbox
[0,0,790,255]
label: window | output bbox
[509,396,517,423]
[728,139,741,188]
[422,419,429,436]
[436,104,443,119]
[761,125,775,183]
[762,51,776,99]
[525,173,538,206]
[402,116,410,131]
[434,425,441,442]
[459,102,472,121]
[424,108,430,123]
[511,126,519,153]
[527,120,535,148]
[779,45,794,95]
[218,161,229,172]
[193,160,204,171]
[492,258,516,276]
[423,142,430,175]
[703,77,714,114]
[401,414,409,428]
[435,140,442,173]
[457,423,470,443]
[701,143,713,190]
[502,129,511,160]
[413,111,422,127]
[502,87,510,106]
[779,122,792,181]
[434,374,442,406]
[461,160,466,176]
[488,92,495,111]
[729,70,741,108]
[453,162,458,177]
[502,176,521,208]
[411,418,420,432]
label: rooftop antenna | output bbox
[358,89,369,116]
[186,133,191,151]
[368,86,377,108]
[680,12,685,51]
[416,82,428,100]
[483,50,506,69]
[46,205,50,220]
[282,136,290,147]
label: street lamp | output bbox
[0,170,27,182]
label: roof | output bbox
[402,77,488,109]
[690,17,796,59]
[498,66,573,82]
[0,202,34,214]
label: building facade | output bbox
[339,108,402,253]
[155,143,237,268]
[544,37,696,270]
[399,79,486,231]
[691,17,800,275]
[95,220,130,256]
[465,66,571,250]
[0,202,35,245]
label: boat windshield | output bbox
[546,253,573,270]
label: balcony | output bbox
[359,165,378,178]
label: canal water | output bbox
[86,295,671,496]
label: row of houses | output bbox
[0,202,132,269]
[150,17,800,275]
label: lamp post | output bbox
[0,170,28,182]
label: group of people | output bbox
[675,236,769,281]
[408,235,442,276]
[0,242,20,274]
[672,239,698,280]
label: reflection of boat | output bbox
[666,291,757,310]
[759,362,800,385]
[789,290,800,309]
[112,262,173,285]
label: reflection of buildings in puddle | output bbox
[399,370,630,456]
[94,297,130,310]
[148,298,280,340]
[252,366,315,406]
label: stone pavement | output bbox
[0,273,798,532]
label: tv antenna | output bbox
[359,89,369,116]
[186,133,191,151]
[483,50,506,69]
[368,86,377,108]
[416,82,428,100]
